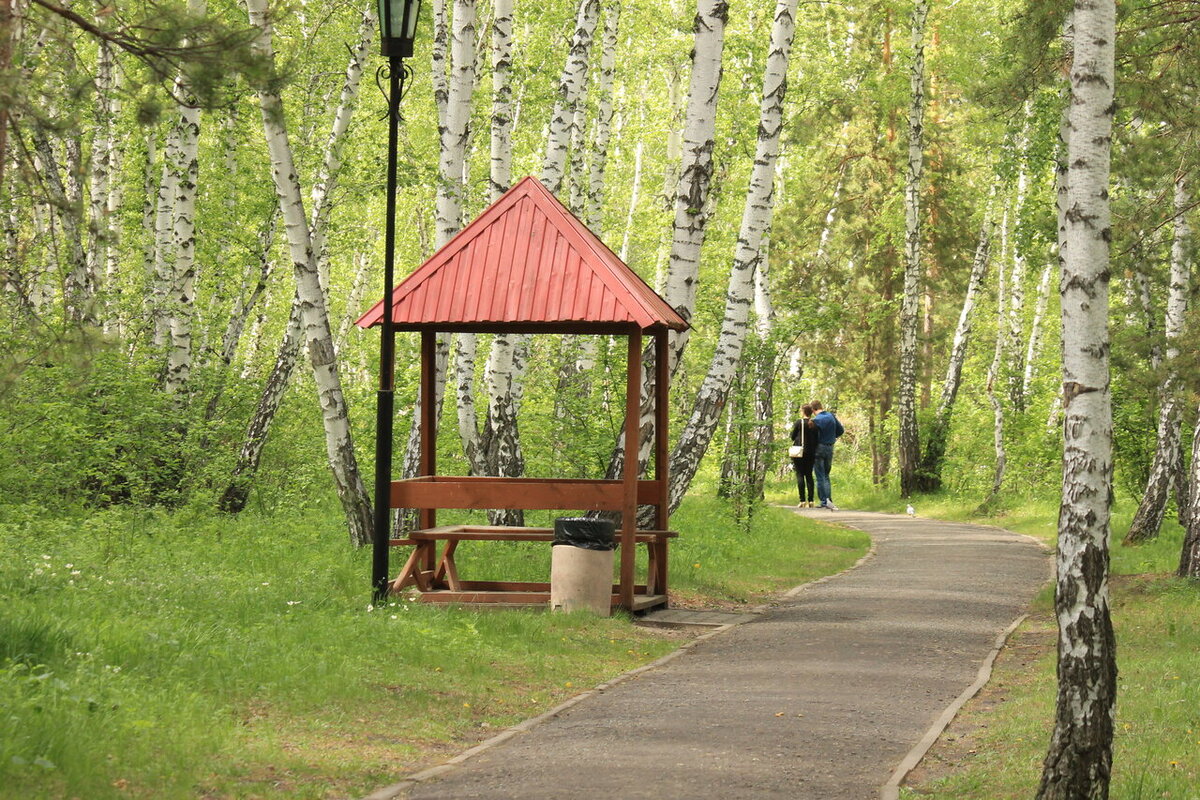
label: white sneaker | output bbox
[825,501,839,511]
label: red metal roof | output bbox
[356,176,689,333]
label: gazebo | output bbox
[356,176,689,611]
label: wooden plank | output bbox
[620,330,640,610]
[418,591,552,604]
[419,331,436,531]
[406,526,678,542]
[392,478,625,510]
[389,478,664,509]
[456,580,552,591]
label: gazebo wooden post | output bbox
[653,331,670,598]
[419,331,437,560]
[620,328,642,610]
[655,331,670,530]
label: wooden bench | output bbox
[388,525,678,610]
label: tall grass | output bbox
[0,494,866,799]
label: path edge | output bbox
[877,612,1030,800]
[359,516,879,800]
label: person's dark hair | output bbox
[802,403,813,417]
[811,400,823,411]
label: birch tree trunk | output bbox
[916,204,993,491]
[1178,410,1200,577]
[245,0,371,547]
[163,0,206,396]
[87,41,115,326]
[151,126,179,350]
[603,0,728,488]
[488,0,513,201]
[745,231,777,500]
[661,0,727,370]
[222,2,373,516]
[667,0,795,513]
[897,0,928,497]
[1022,261,1055,399]
[981,224,1008,510]
[1037,1,1117,794]
[540,0,599,196]
[585,1,619,232]
[397,0,475,529]
[1125,174,1191,544]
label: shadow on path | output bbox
[377,511,1051,800]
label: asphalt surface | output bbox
[395,511,1050,800]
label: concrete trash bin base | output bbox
[550,546,614,615]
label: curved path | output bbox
[380,512,1051,800]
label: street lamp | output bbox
[378,0,422,58]
[373,0,422,603]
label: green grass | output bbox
[0,494,866,799]
[813,476,1200,800]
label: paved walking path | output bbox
[382,511,1050,800]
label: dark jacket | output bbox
[790,418,818,462]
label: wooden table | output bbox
[389,525,678,611]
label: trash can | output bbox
[550,517,616,616]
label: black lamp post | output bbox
[373,0,422,603]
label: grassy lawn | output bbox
[809,477,1200,800]
[0,495,866,799]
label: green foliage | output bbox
[0,493,866,798]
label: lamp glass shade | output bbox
[379,0,422,57]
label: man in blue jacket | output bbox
[810,400,844,511]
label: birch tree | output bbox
[602,0,728,487]
[540,0,599,196]
[1178,411,1200,577]
[916,204,994,491]
[1036,0,1118,794]
[1124,174,1191,543]
[245,0,371,546]
[667,0,796,513]
[898,0,929,497]
[163,0,206,397]
[661,0,726,370]
[220,3,374,516]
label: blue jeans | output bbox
[814,443,834,504]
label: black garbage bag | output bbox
[553,517,616,551]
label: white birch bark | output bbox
[435,0,476,245]
[1037,1,1117,794]
[87,41,115,326]
[619,140,643,262]
[1179,405,1200,577]
[1005,105,1033,408]
[897,0,928,497]
[667,0,796,512]
[488,0,514,201]
[151,126,179,350]
[662,0,727,369]
[1126,175,1191,543]
[163,0,205,396]
[432,0,449,129]
[585,1,619,231]
[983,228,1008,507]
[915,205,994,491]
[540,0,599,196]
[311,2,375,297]
[245,0,372,547]
[399,0,475,523]
[30,128,89,324]
[940,205,994,420]
[1022,261,1055,399]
